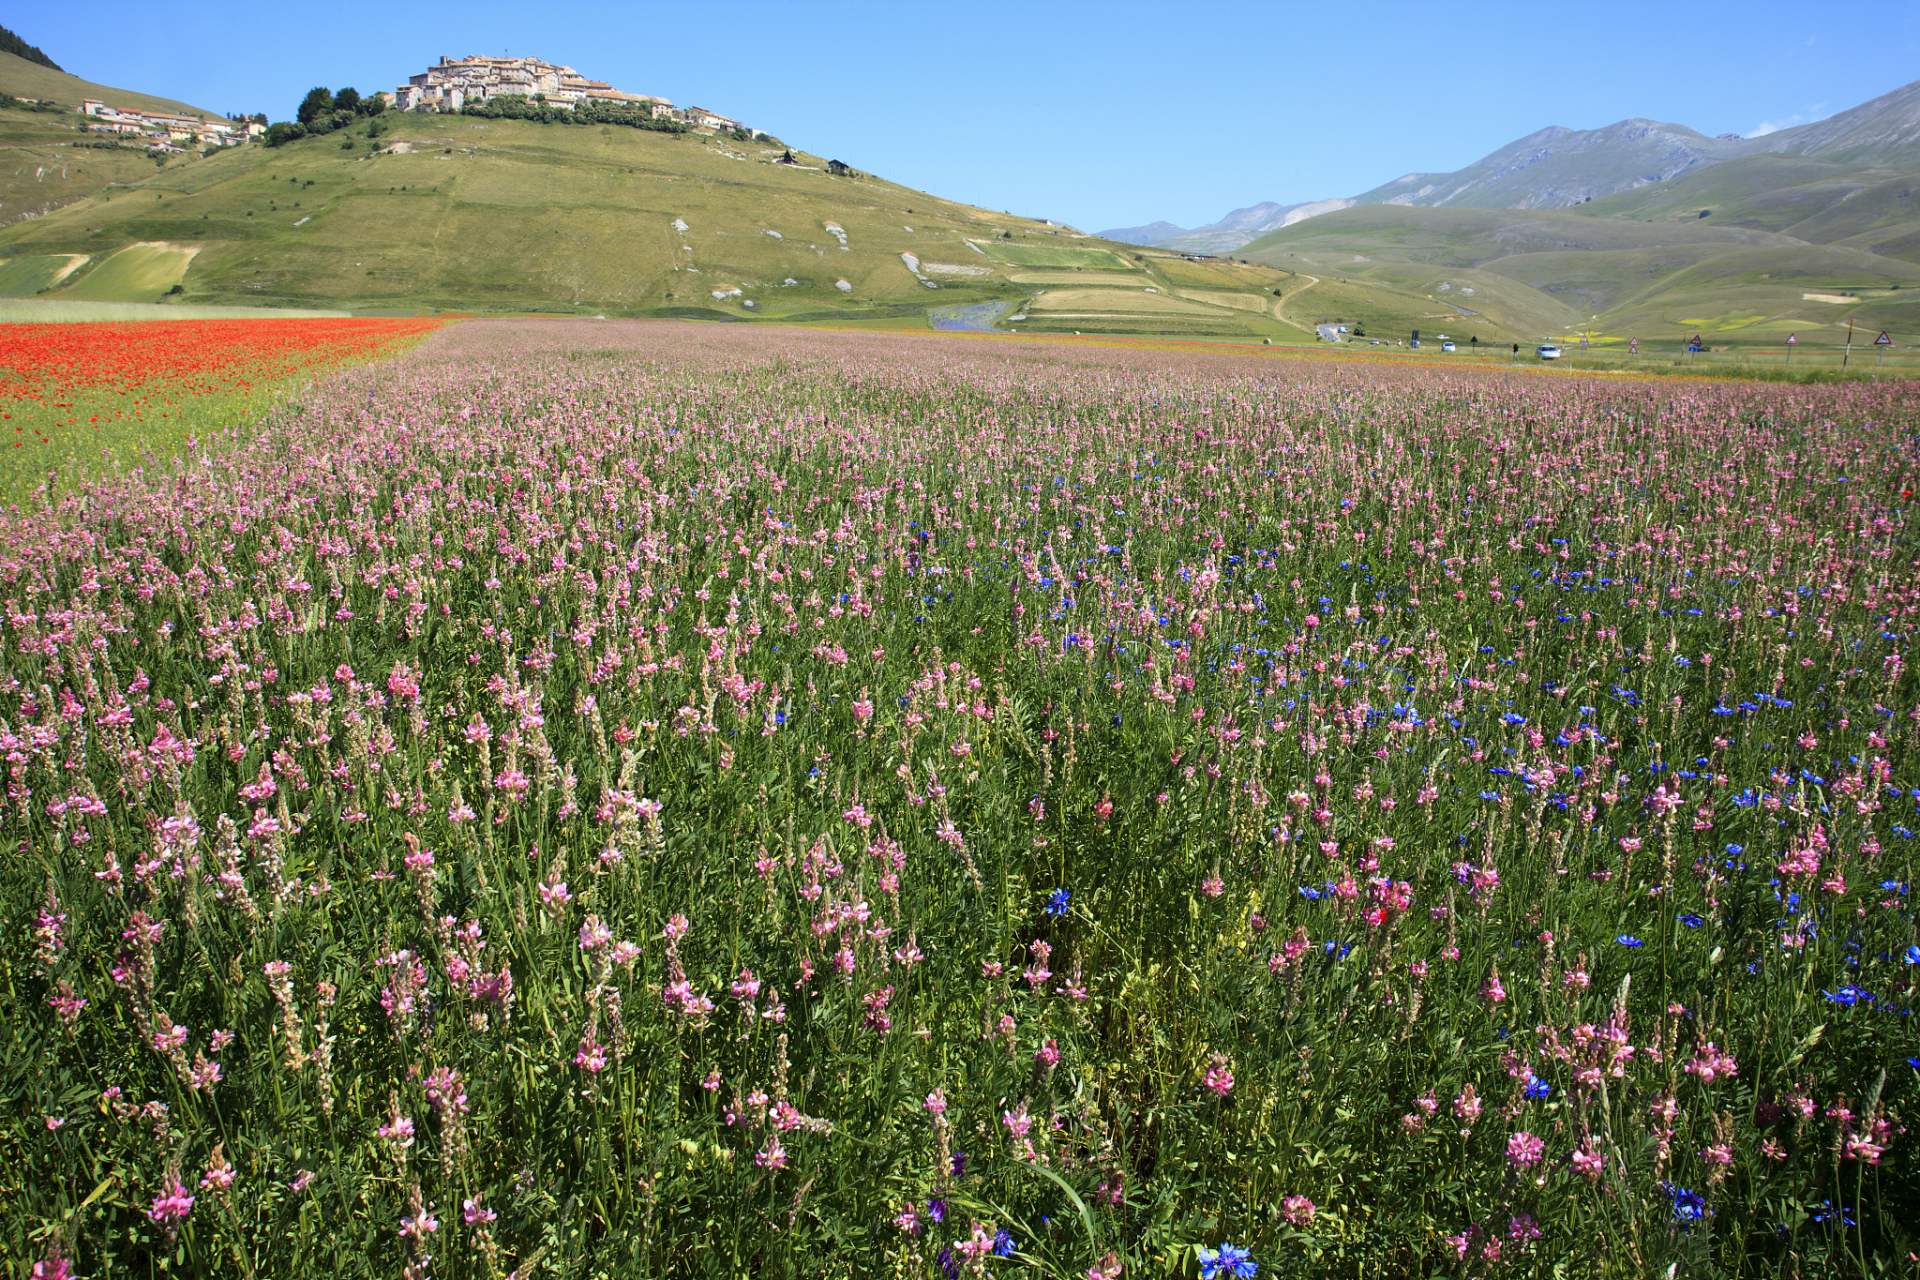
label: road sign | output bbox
[1876,331,1893,345]
[1629,338,1638,354]
[1786,334,1797,345]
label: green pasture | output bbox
[0,112,1057,319]
[0,252,85,297]
[58,242,196,301]
[0,298,352,320]
[981,241,1135,270]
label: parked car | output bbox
[1441,340,1456,352]
[1537,344,1562,360]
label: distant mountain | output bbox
[1142,198,1358,255]
[1128,77,1920,255]
[1351,119,1748,212]
[1745,77,1920,167]
[1098,220,1188,245]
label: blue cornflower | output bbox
[1524,1074,1551,1099]
[1663,1184,1711,1223]
[1045,888,1070,916]
[1617,935,1645,948]
[1906,945,1920,965]
[1199,1242,1258,1279]
[992,1229,1015,1258]
[1677,913,1705,928]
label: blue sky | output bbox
[17,1,1920,232]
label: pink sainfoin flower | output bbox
[146,1180,195,1228]
[1571,1143,1607,1181]
[1684,1042,1738,1084]
[1202,1052,1234,1097]
[1506,1131,1546,1168]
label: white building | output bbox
[80,98,242,145]
[391,55,692,125]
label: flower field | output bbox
[0,317,449,503]
[4,319,1919,1278]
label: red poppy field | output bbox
[0,316,449,501]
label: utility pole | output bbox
[1844,318,1855,369]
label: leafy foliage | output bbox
[3,322,1917,1278]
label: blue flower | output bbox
[1617,935,1644,948]
[1677,913,1705,928]
[1199,1242,1258,1279]
[1524,1074,1551,1099]
[1663,1184,1711,1223]
[1906,945,1920,965]
[927,1197,946,1224]
[1044,888,1070,916]
[952,1152,968,1179]
[992,1229,1015,1258]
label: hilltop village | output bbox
[390,55,750,135]
[67,54,752,155]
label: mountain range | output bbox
[1104,77,1920,255]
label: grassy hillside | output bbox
[1232,200,1920,348]
[0,112,1305,334]
[0,108,202,231]
[0,48,222,116]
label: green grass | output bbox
[5,322,1918,1277]
[0,298,351,321]
[58,242,196,301]
[1231,202,1920,352]
[0,48,222,116]
[0,113,1069,321]
[0,252,85,296]
[982,242,1135,270]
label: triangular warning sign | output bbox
[1786,334,1797,344]
[1875,331,1893,345]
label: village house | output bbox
[80,98,246,145]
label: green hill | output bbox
[0,48,223,117]
[1233,200,1920,349]
[0,110,1304,334]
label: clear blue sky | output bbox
[16,1,1920,233]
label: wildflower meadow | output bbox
[3,319,1918,1278]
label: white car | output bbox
[1537,344,1562,360]
[1441,340,1456,352]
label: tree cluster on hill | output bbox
[458,95,691,135]
[0,24,61,72]
[263,86,386,147]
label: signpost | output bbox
[1876,330,1893,368]
[1843,318,1856,368]
[1786,333,1796,369]
[1629,338,1638,356]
